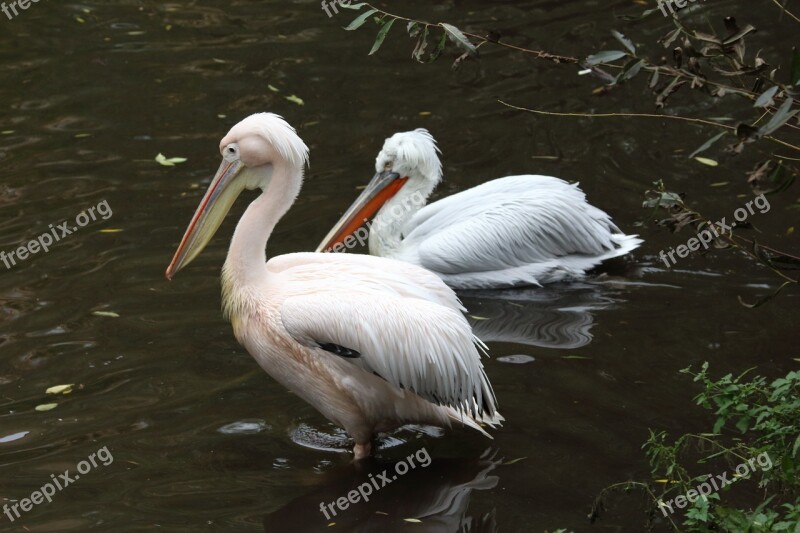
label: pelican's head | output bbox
[316,129,442,252]
[166,113,308,279]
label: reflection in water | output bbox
[461,282,621,350]
[264,449,499,532]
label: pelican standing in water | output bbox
[316,129,643,289]
[166,114,501,459]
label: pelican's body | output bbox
[317,130,642,289]
[167,114,500,459]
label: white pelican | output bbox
[316,129,643,289]
[165,114,501,459]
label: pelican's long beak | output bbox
[315,171,408,252]
[166,159,246,279]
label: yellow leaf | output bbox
[35,403,58,412]
[285,95,304,106]
[403,518,422,523]
[694,157,719,167]
[92,311,120,318]
[46,384,75,395]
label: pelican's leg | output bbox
[353,441,372,460]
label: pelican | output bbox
[316,129,643,289]
[165,114,501,459]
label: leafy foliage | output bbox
[643,180,799,303]
[592,365,800,532]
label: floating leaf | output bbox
[155,153,188,167]
[585,50,627,66]
[344,8,378,31]
[92,311,120,318]
[694,157,719,167]
[503,457,528,465]
[497,355,535,364]
[99,228,123,233]
[738,281,794,308]
[369,18,395,55]
[46,384,75,395]
[0,431,29,443]
[35,403,58,412]
[689,132,727,158]
[441,23,477,55]
[285,95,304,106]
[403,518,422,523]
[267,84,280,93]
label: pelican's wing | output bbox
[401,175,640,276]
[267,252,465,313]
[280,289,497,418]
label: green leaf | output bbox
[759,98,798,137]
[754,86,779,108]
[611,30,636,54]
[441,23,476,55]
[339,2,367,10]
[585,50,627,66]
[369,18,395,55]
[616,58,644,83]
[344,8,378,31]
[791,47,800,86]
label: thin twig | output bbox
[498,101,800,153]
[769,0,800,24]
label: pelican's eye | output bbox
[223,143,239,161]
[383,162,393,172]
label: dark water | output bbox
[1,1,797,531]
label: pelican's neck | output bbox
[223,161,302,290]
[369,175,432,257]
